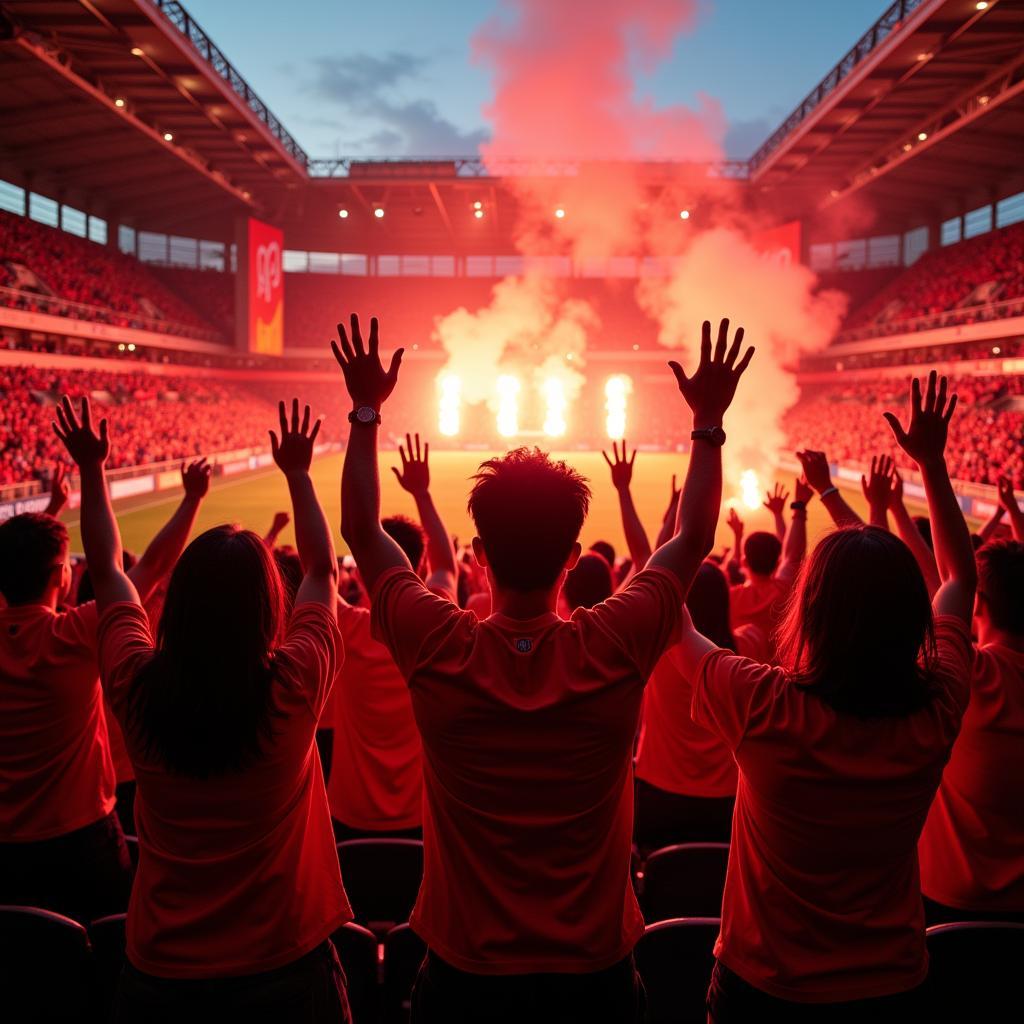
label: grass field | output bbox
[64,450,922,560]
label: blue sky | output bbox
[182,0,888,159]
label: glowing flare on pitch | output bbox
[604,374,631,440]
[496,375,520,438]
[438,375,461,437]
[739,469,761,510]
[542,377,568,437]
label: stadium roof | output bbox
[0,0,308,236]
[750,0,1024,226]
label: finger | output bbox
[387,347,404,382]
[423,441,429,464]
[668,361,688,389]
[415,432,422,462]
[309,419,321,445]
[671,474,677,493]
[613,440,620,462]
[935,375,948,418]
[98,419,108,444]
[399,443,409,466]
[925,370,937,413]
[301,405,311,435]
[52,421,66,443]
[369,316,379,355]
[735,346,755,375]
[405,433,413,461]
[291,398,299,433]
[269,431,279,456]
[391,466,403,484]
[629,448,637,467]
[61,395,78,431]
[700,321,711,366]
[278,400,287,436]
[602,450,612,467]
[883,412,908,446]
[350,313,365,356]
[725,326,744,369]
[80,396,91,430]
[861,476,869,499]
[870,455,877,476]
[714,318,729,362]
[943,393,957,424]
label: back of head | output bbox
[687,561,737,652]
[383,515,426,574]
[589,540,615,569]
[0,513,67,606]
[976,539,1024,635]
[129,525,285,778]
[777,525,935,718]
[468,447,591,591]
[744,531,782,577]
[564,552,613,611]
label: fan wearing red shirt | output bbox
[330,433,457,840]
[676,372,978,1020]
[919,527,1024,924]
[333,313,754,1023]
[53,397,352,1021]
[0,460,209,923]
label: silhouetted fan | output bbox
[331,920,379,1023]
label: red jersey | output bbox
[692,616,972,1002]
[919,641,1024,911]
[729,577,789,642]
[371,566,683,974]
[98,601,351,978]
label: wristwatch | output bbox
[690,426,726,446]
[790,500,807,512]
[348,406,381,426]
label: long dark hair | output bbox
[777,526,937,718]
[688,561,737,652]
[128,525,286,777]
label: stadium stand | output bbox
[149,266,236,337]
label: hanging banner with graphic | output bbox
[248,217,283,355]
[751,220,802,267]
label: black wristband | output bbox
[790,500,807,511]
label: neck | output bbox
[978,621,1024,652]
[489,584,560,620]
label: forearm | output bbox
[341,423,382,546]
[920,457,976,588]
[771,510,786,543]
[654,500,678,551]
[1006,502,1024,544]
[891,499,940,595]
[617,487,652,567]
[781,509,806,571]
[44,493,67,519]
[675,440,722,556]
[288,472,336,576]
[820,488,862,528]
[977,506,1004,544]
[138,495,201,577]
[414,490,457,579]
[79,463,123,580]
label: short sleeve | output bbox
[691,648,782,750]
[56,601,100,655]
[370,567,466,680]
[931,615,974,717]
[274,602,343,719]
[97,602,155,714]
[576,567,684,680]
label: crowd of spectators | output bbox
[150,265,235,337]
[802,336,1021,374]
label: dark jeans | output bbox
[707,959,925,1023]
[332,817,423,843]
[114,939,351,1024]
[634,778,734,851]
[923,894,1024,926]
[0,809,132,922]
[411,949,646,1024]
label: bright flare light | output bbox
[604,375,631,440]
[739,469,761,510]
[496,375,520,438]
[542,377,568,438]
[438,375,461,437]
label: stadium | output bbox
[0,0,1022,1021]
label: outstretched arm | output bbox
[264,511,291,548]
[776,476,812,585]
[997,476,1024,544]
[884,372,976,623]
[861,454,895,530]
[648,318,755,598]
[653,474,680,552]
[336,314,411,595]
[392,432,457,596]
[43,462,69,519]
[271,399,337,611]
[128,459,210,603]
[603,440,652,570]
[53,397,139,612]
[726,507,744,580]
[797,449,862,528]
[888,470,941,597]
[763,482,789,543]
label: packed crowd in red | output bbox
[150,265,235,336]
[0,212,221,340]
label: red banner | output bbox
[751,220,802,267]
[248,217,284,355]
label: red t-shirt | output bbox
[328,603,423,830]
[0,601,115,840]
[98,601,351,978]
[635,625,762,799]
[919,641,1024,911]
[729,577,789,642]
[371,566,684,974]
[692,616,972,1002]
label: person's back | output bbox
[729,530,787,637]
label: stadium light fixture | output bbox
[127,343,136,352]
[473,200,483,210]
[163,131,174,142]
[978,94,990,105]
[338,208,349,219]
[114,97,126,108]
[373,207,385,219]
[917,131,928,141]
[976,1,988,10]
[117,343,126,352]
[679,209,690,220]
[902,142,912,152]
[130,46,144,57]
[473,209,484,219]
[554,207,566,219]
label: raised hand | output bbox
[270,511,291,535]
[601,440,637,492]
[270,398,321,477]
[764,482,789,515]
[796,449,833,495]
[889,469,905,509]
[668,319,754,428]
[52,396,109,467]
[44,461,70,518]
[727,507,744,536]
[883,370,957,466]
[997,475,1017,514]
[181,458,211,500]
[392,433,431,496]
[861,454,896,508]
[331,313,403,410]
[794,476,814,505]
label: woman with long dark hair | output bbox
[54,397,351,1022]
[673,373,976,1020]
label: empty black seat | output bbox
[925,921,1024,1016]
[337,839,423,935]
[89,913,128,1020]
[382,922,427,1024]
[332,920,379,1023]
[635,917,719,1024]
[639,843,729,921]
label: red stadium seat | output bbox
[634,917,719,1024]
[638,843,729,922]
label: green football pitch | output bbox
[63,450,927,560]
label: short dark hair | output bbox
[589,540,616,568]
[564,552,613,611]
[468,447,591,591]
[976,540,1024,634]
[744,531,782,576]
[0,513,68,605]
[383,515,426,572]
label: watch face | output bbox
[356,406,377,424]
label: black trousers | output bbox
[633,778,734,851]
[411,949,646,1024]
[114,939,351,1024]
[0,809,132,922]
[707,959,925,1023]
